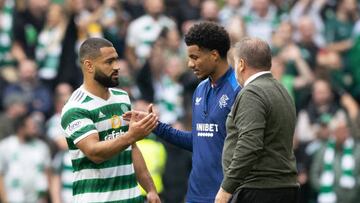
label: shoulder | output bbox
[110,88,129,96]
[130,15,152,27]
[159,15,176,27]
[33,139,50,151]
[62,88,89,114]
[61,88,93,126]
[110,88,131,105]
[197,78,209,89]
[193,78,209,95]
[225,69,241,92]
[0,136,16,148]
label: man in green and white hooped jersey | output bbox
[61,38,160,203]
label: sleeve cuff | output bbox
[221,176,239,194]
[153,121,165,135]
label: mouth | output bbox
[111,72,119,79]
[193,70,200,75]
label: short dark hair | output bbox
[234,37,272,70]
[184,22,230,59]
[79,38,113,62]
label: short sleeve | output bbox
[61,108,97,145]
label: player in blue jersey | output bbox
[124,22,241,202]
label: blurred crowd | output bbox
[0,0,360,202]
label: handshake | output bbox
[122,103,158,142]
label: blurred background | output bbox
[0,0,360,202]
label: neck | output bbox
[209,60,229,85]
[17,133,26,143]
[83,80,110,100]
[150,13,160,20]
[243,68,267,85]
[258,9,268,18]
[337,10,348,21]
[29,8,43,19]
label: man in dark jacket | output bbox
[215,37,299,203]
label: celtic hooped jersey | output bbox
[61,86,142,203]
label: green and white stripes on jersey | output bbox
[61,86,143,203]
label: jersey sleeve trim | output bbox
[74,129,98,144]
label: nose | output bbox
[188,60,195,69]
[113,61,121,71]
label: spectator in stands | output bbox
[12,0,49,62]
[36,3,67,89]
[0,113,51,203]
[290,0,325,47]
[200,0,219,22]
[219,0,246,26]
[225,16,246,45]
[295,16,321,69]
[46,83,73,151]
[271,21,294,55]
[242,0,279,42]
[271,45,314,101]
[340,93,360,138]
[46,83,73,203]
[0,93,27,140]
[125,0,176,70]
[0,0,16,68]
[296,79,347,143]
[324,0,358,57]
[310,116,360,203]
[50,139,73,203]
[323,0,359,99]
[3,59,52,118]
[55,0,85,89]
[100,0,131,59]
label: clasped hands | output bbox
[123,103,158,142]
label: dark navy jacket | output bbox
[154,68,240,202]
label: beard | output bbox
[94,68,119,88]
[24,134,36,142]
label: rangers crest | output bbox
[219,94,229,108]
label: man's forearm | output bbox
[154,122,193,151]
[132,144,157,193]
[76,132,135,164]
[0,175,8,203]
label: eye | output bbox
[190,55,198,60]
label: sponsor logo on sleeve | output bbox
[68,120,82,133]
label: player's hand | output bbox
[146,191,161,203]
[214,187,232,203]
[127,111,158,142]
[123,103,154,122]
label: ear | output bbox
[210,50,220,62]
[239,59,246,72]
[83,60,94,73]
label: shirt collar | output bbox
[210,67,233,88]
[244,71,271,87]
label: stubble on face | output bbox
[94,68,119,88]
[187,45,214,80]
[93,47,120,88]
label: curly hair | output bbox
[184,21,230,59]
